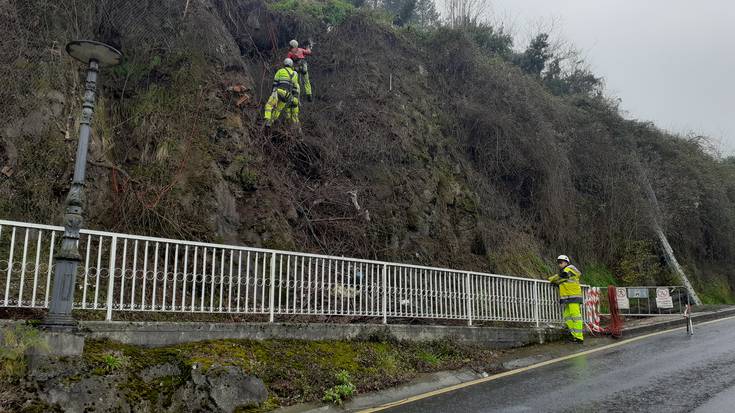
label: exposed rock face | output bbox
[31,358,267,413]
[40,375,132,413]
[204,365,269,412]
[170,364,267,413]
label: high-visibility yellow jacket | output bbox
[272,67,300,96]
[548,264,582,304]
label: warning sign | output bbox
[656,288,674,309]
[616,287,630,309]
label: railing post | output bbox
[466,272,472,326]
[105,236,118,321]
[269,252,276,323]
[4,227,16,307]
[382,264,387,324]
[533,280,540,328]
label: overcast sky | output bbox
[489,0,735,155]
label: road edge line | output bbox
[357,314,735,412]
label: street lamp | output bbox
[41,40,122,331]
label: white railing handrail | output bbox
[1,218,593,326]
[599,285,686,289]
[0,219,554,284]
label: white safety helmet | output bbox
[283,58,294,67]
[557,255,570,263]
[289,39,299,48]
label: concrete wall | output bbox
[80,321,565,348]
[5,307,735,350]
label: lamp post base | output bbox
[28,330,86,358]
[40,257,81,332]
[39,313,79,332]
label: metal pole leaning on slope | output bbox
[638,165,702,305]
[41,41,122,331]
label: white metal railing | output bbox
[0,219,568,325]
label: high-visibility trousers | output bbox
[264,89,299,125]
[563,302,584,341]
[298,61,312,97]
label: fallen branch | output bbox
[87,160,138,183]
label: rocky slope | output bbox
[1,0,734,301]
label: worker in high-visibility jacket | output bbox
[264,58,300,128]
[548,255,584,343]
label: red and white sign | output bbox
[656,288,674,309]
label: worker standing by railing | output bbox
[548,255,584,343]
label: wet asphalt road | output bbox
[383,316,735,413]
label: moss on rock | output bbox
[71,336,500,411]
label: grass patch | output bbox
[491,251,554,278]
[0,324,47,382]
[92,352,130,375]
[416,350,440,366]
[583,263,617,287]
[697,276,735,305]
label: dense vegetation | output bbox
[1,0,733,302]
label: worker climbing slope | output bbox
[287,39,313,101]
[548,255,584,343]
[264,58,300,129]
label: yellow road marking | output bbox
[358,314,735,412]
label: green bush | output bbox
[322,370,356,405]
[102,354,124,372]
[463,23,513,57]
[90,351,130,375]
[270,0,355,25]
[616,240,662,285]
[417,350,440,366]
[697,275,735,304]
